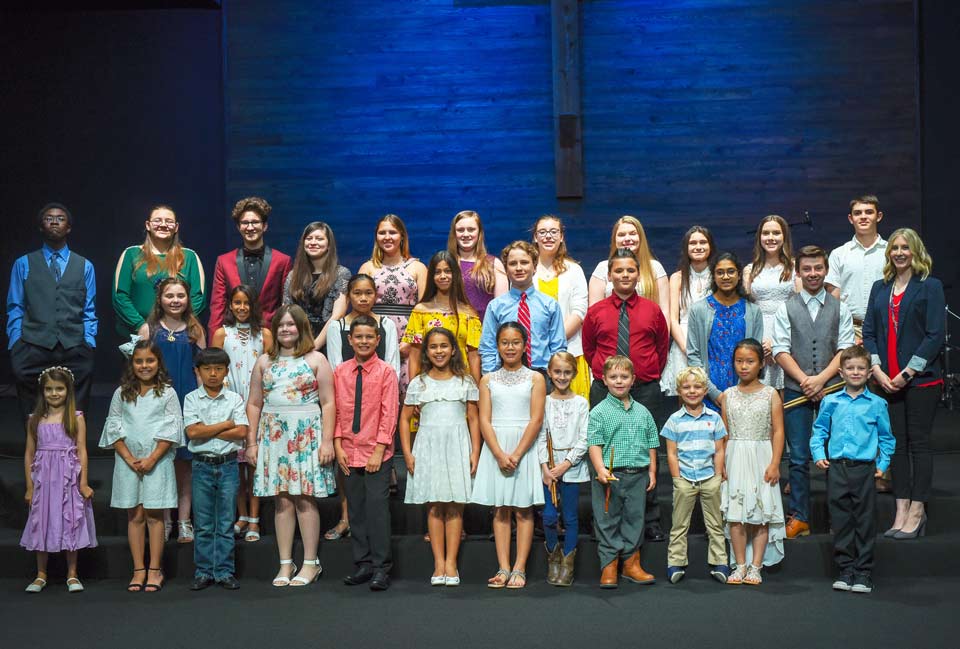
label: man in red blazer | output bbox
[207,197,292,342]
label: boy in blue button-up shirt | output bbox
[811,345,894,594]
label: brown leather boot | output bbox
[556,548,576,587]
[545,544,562,585]
[600,557,619,589]
[622,550,656,584]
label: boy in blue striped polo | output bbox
[661,366,728,584]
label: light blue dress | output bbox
[471,367,545,508]
[100,385,183,509]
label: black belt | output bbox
[193,452,238,465]
[612,466,646,474]
[830,458,872,467]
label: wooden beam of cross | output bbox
[551,0,583,198]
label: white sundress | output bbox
[660,266,712,395]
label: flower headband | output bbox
[38,366,75,384]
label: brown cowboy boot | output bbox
[556,548,576,586]
[622,550,656,584]
[600,556,619,589]
[545,543,562,585]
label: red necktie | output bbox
[517,292,532,366]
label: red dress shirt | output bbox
[333,355,399,467]
[582,292,670,383]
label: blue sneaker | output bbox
[667,566,685,584]
[709,564,730,583]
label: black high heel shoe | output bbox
[892,513,927,540]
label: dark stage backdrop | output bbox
[225,0,919,273]
[0,8,225,384]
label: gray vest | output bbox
[21,250,87,350]
[783,291,841,393]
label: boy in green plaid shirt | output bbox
[588,355,660,589]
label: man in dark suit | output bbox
[207,197,292,341]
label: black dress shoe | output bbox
[343,568,374,586]
[645,522,666,542]
[369,570,391,591]
[190,575,215,591]
[219,575,240,590]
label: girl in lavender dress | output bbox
[743,215,800,390]
[447,210,508,320]
[21,367,97,593]
[358,214,427,399]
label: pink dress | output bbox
[20,417,97,552]
[372,258,419,397]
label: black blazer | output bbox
[862,275,945,383]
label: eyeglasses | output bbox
[42,215,68,224]
[714,269,739,278]
[238,219,263,228]
[149,219,177,227]
[536,228,561,238]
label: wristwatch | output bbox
[900,371,912,382]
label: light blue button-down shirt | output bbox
[183,387,249,456]
[478,285,566,373]
[810,387,895,472]
[6,243,98,349]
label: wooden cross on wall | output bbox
[551,0,583,198]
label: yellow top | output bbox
[401,309,481,366]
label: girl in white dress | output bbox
[661,226,715,395]
[211,284,273,543]
[587,215,670,323]
[472,322,547,589]
[400,327,480,586]
[743,215,800,390]
[721,339,786,586]
[100,340,183,592]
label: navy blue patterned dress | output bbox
[705,295,746,410]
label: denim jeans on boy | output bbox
[192,458,240,581]
[542,481,580,555]
[783,389,815,522]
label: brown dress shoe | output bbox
[556,549,576,587]
[600,557,619,588]
[621,550,656,584]
[785,517,810,539]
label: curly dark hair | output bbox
[231,196,272,224]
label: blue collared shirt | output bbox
[660,405,727,481]
[810,387,895,472]
[478,285,566,373]
[6,243,98,349]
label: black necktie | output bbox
[617,299,631,357]
[352,365,363,434]
[49,252,62,282]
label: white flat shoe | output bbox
[273,559,296,587]
[66,577,84,593]
[431,575,446,586]
[289,558,322,586]
[25,578,47,593]
[445,573,461,587]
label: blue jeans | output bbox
[543,481,580,555]
[192,459,240,581]
[783,388,815,522]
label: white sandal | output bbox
[289,558,322,587]
[744,564,763,586]
[66,577,84,593]
[273,559,297,587]
[177,519,194,544]
[234,516,251,537]
[244,517,261,542]
[728,564,747,585]
[25,577,47,593]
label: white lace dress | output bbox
[222,324,264,462]
[471,366,545,508]
[660,266,712,395]
[404,375,479,504]
[749,264,795,390]
[720,385,785,566]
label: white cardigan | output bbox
[534,261,588,357]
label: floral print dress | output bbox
[705,295,746,411]
[253,355,336,498]
[372,258,420,397]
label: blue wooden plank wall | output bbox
[225,0,918,273]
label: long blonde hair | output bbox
[135,205,185,277]
[609,215,658,303]
[447,210,496,293]
[370,214,412,268]
[883,228,933,282]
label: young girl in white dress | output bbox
[101,340,183,592]
[211,284,273,543]
[743,215,800,390]
[472,322,546,589]
[721,338,786,586]
[661,226,715,395]
[400,327,480,586]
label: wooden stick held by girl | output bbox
[400,327,480,586]
[21,366,97,593]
